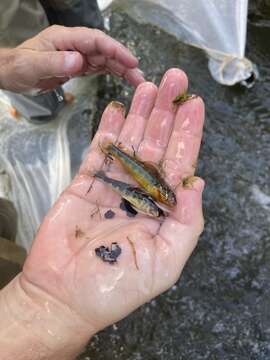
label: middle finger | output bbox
[137,68,188,162]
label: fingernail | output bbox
[109,101,126,114]
[64,52,78,72]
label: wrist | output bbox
[0,274,95,360]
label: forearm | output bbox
[0,274,93,360]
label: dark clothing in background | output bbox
[0,0,103,48]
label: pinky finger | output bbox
[159,177,205,257]
[172,177,205,230]
[79,101,126,175]
[152,177,205,295]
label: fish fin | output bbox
[116,142,137,158]
[94,170,107,180]
[140,161,165,181]
[121,198,138,215]
[98,141,114,163]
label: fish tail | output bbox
[94,171,125,194]
[94,170,107,181]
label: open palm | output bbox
[22,69,205,334]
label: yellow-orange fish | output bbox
[94,171,165,218]
[103,143,177,207]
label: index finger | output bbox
[79,101,126,176]
[41,26,139,69]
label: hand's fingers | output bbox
[124,68,145,87]
[138,69,188,162]
[154,178,205,293]
[78,101,126,176]
[41,26,138,69]
[104,61,145,87]
[160,177,205,249]
[87,54,107,68]
[162,97,205,187]
[31,50,83,79]
[117,82,158,150]
[5,49,83,92]
[95,32,138,68]
[170,177,205,227]
[104,82,157,174]
[86,56,145,86]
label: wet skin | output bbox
[22,69,205,334]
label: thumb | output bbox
[1,49,84,92]
[29,50,84,79]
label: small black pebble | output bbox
[111,242,122,258]
[95,246,109,258]
[95,242,122,264]
[104,209,115,219]
[103,253,117,263]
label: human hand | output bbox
[0,68,204,360]
[0,25,144,93]
[20,69,204,340]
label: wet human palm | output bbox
[23,69,205,334]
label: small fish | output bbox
[94,171,164,217]
[173,92,197,105]
[102,143,176,207]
